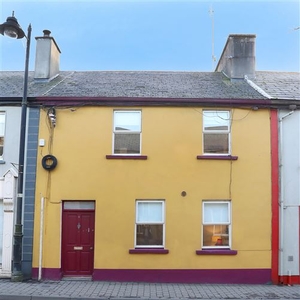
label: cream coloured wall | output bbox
[32,107,271,270]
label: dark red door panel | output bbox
[62,209,95,276]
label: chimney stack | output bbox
[34,30,61,81]
[216,34,256,80]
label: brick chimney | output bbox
[215,34,256,80]
[34,30,61,81]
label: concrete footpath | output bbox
[0,279,300,300]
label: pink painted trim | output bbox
[92,268,271,284]
[32,267,271,283]
[197,155,238,160]
[196,249,237,255]
[129,248,169,254]
[32,267,62,281]
[106,155,148,160]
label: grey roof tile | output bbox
[0,71,265,99]
[252,71,300,100]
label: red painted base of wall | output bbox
[32,268,271,284]
[279,275,300,286]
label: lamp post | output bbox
[0,12,31,281]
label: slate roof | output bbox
[0,71,265,99]
[252,71,300,100]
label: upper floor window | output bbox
[0,113,5,158]
[202,201,231,249]
[135,200,165,248]
[113,111,141,154]
[203,110,230,154]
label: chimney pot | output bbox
[43,29,51,37]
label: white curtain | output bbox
[137,202,163,222]
[204,202,229,223]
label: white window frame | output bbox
[113,110,142,155]
[202,201,231,249]
[202,110,231,155]
[135,200,165,248]
[0,112,5,160]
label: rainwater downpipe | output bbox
[38,196,45,281]
[279,109,295,282]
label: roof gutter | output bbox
[30,96,272,108]
[2,96,298,109]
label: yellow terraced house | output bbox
[32,102,272,283]
[2,32,285,283]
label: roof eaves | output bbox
[31,96,271,109]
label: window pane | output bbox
[0,137,3,156]
[114,133,140,154]
[204,203,229,223]
[114,111,141,131]
[0,114,5,136]
[203,225,229,247]
[137,202,163,222]
[203,111,229,131]
[203,133,229,154]
[64,201,95,210]
[136,224,163,246]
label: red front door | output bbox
[62,204,95,276]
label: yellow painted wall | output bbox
[33,107,271,270]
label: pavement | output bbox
[0,279,300,300]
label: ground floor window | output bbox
[202,201,231,248]
[135,200,165,248]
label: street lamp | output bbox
[0,11,31,282]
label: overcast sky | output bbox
[0,0,299,72]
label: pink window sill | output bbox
[196,249,238,255]
[129,248,169,254]
[196,155,238,161]
[106,155,148,160]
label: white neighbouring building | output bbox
[0,106,21,278]
[250,72,300,284]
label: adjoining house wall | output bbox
[279,110,300,284]
[0,107,21,174]
[32,106,272,283]
[0,107,20,278]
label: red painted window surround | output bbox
[129,248,169,254]
[197,155,238,160]
[196,249,238,255]
[106,155,148,160]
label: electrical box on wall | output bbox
[39,139,45,147]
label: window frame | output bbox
[0,112,6,160]
[135,200,165,249]
[202,110,231,155]
[202,200,231,249]
[113,110,142,155]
